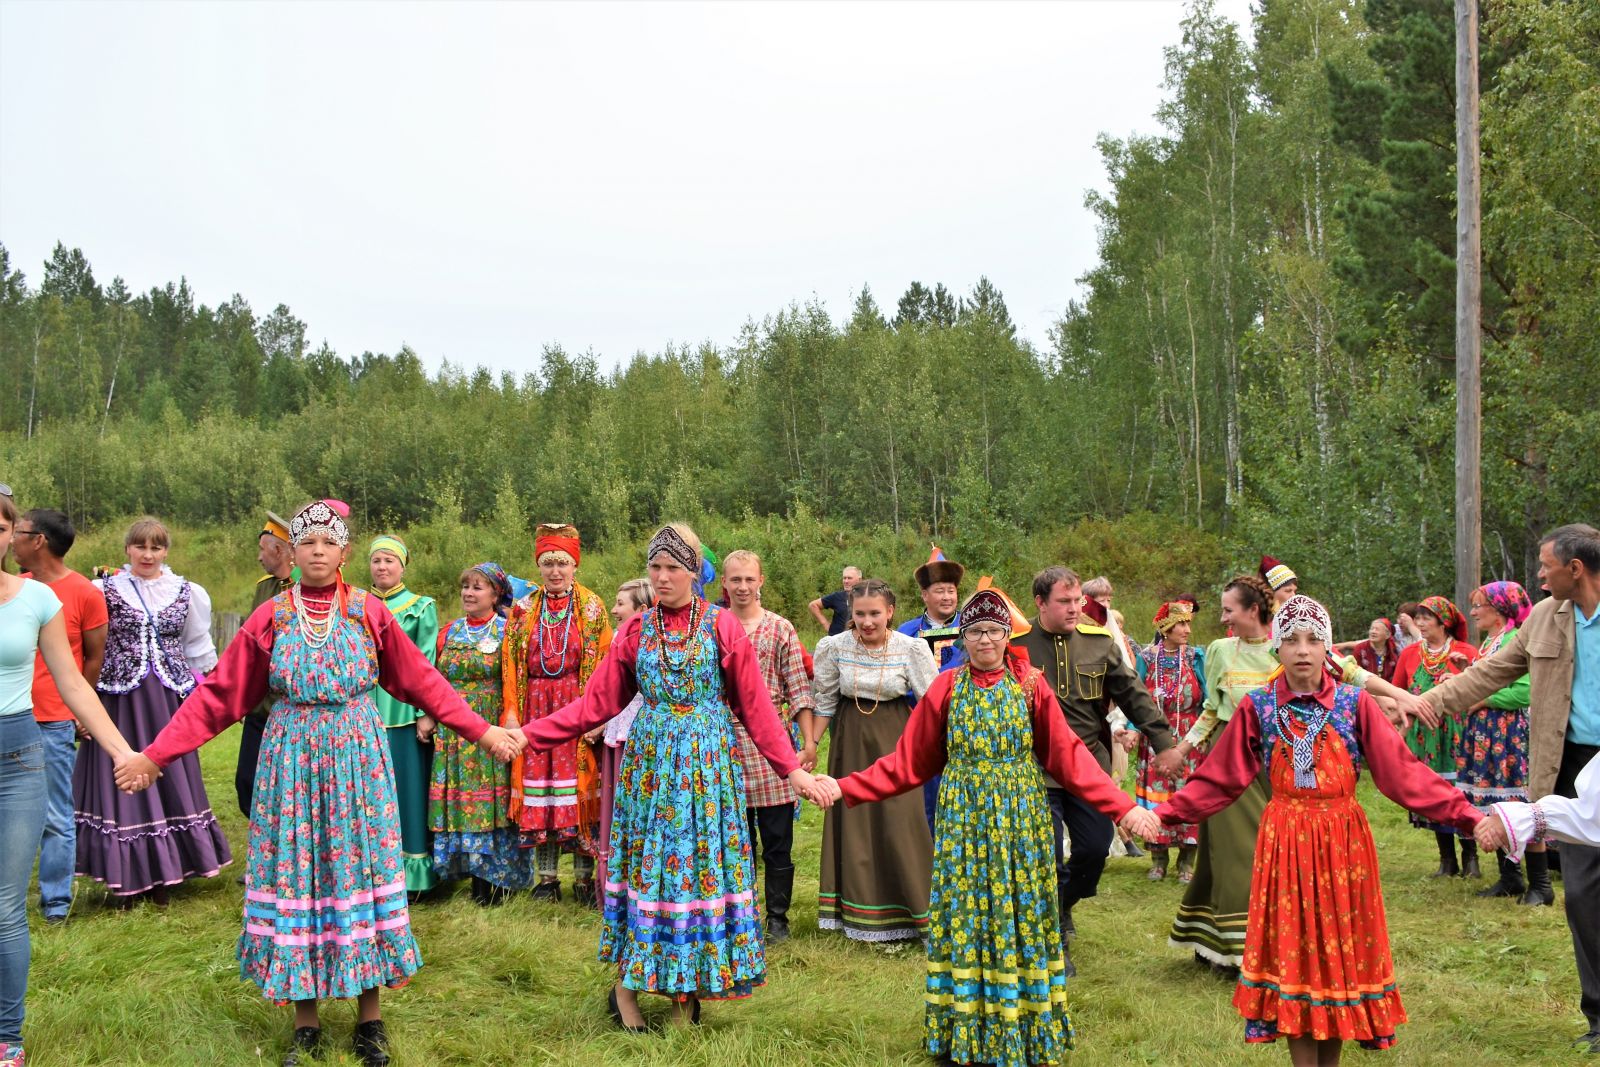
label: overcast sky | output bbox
[0,0,1254,375]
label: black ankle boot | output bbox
[282,1026,324,1067]
[765,864,794,942]
[1520,850,1555,906]
[1430,832,1459,877]
[353,1019,390,1067]
[1459,839,1481,878]
[470,876,492,906]
[1478,851,1527,898]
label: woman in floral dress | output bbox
[1156,597,1484,1063]
[1457,580,1547,904]
[119,501,525,1067]
[1391,595,1479,877]
[428,562,534,904]
[502,524,612,904]
[815,588,1158,1067]
[517,523,822,1031]
[1131,600,1207,882]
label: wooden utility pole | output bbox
[1455,0,1482,633]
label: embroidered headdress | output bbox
[1270,594,1332,651]
[646,524,699,573]
[1259,554,1297,591]
[535,523,581,566]
[290,500,350,548]
[1153,601,1194,635]
[958,588,1011,632]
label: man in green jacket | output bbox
[1013,565,1176,976]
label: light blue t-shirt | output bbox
[0,578,62,716]
[1569,601,1600,746]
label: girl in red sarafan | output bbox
[1155,596,1483,1066]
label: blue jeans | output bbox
[0,714,47,1048]
[36,720,78,919]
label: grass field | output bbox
[23,728,1586,1067]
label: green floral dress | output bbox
[927,668,1073,1066]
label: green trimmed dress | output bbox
[374,585,440,892]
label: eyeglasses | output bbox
[12,528,41,538]
[964,628,1010,643]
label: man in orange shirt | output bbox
[13,509,107,925]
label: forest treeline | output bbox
[1,0,1595,629]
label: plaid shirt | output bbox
[733,610,815,809]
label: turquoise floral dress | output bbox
[242,590,419,1002]
[604,604,764,999]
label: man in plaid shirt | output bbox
[723,550,816,942]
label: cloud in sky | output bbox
[0,0,1255,374]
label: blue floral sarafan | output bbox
[601,603,765,999]
[926,668,1073,1067]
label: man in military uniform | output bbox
[1014,565,1176,976]
[234,511,294,819]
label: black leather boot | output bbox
[765,864,794,942]
[1478,851,1526,898]
[282,1026,324,1067]
[1459,839,1482,878]
[1520,850,1555,906]
[1429,832,1459,877]
[353,1020,390,1067]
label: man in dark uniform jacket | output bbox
[235,511,295,818]
[1013,565,1176,976]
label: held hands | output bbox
[799,741,819,772]
[1113,729,1139,754]
[790,769,840,809]
[1390,690,1435,729]
[112,751,161,794]
[415,715,436,744]
[1150,744,1187,778]
[477,725,527,762]
[1474,811,1508,852]
[1118,806,1161,841]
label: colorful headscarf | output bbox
[1419,595,1468,641]
[535,523,580,566]
[1153,601,1195,636]
[368,534,408,565]
[1260,555,1297,591]
[647,524,699,574]
[471,561,514,615]
[290,500,349,548]
[1271,594,1333,651]
[1476,581,1532,628]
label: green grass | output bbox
[25,729,1582,1066]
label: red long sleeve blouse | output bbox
[144,585,486,767]
[837,663,1134,820]
[1154,676,1483,834]
[519,602,801,779]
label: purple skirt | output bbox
[74,673,231,895]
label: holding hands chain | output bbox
[112,752,161,794]
[1118,806,1161,841]
[478,724,527,762]
[1474,810,1508,852]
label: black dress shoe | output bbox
[572,879,597,908]
[607,987,647,1033]
[767,916,790,943]
[282,1026,325,1067]
[690,996,701,1026]
[353,1019,390,1067]
[1573,1030,1600,1054]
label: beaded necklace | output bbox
[534,589,575,677]
[850,632,892,716]
[1418,638,1454,686]
[462,615,500,655]
[292,583,340,649]
[1151,642,1192,711]
[1276,695,1333,790]
[651,598,705,680]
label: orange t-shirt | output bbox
[29,570,109,722]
